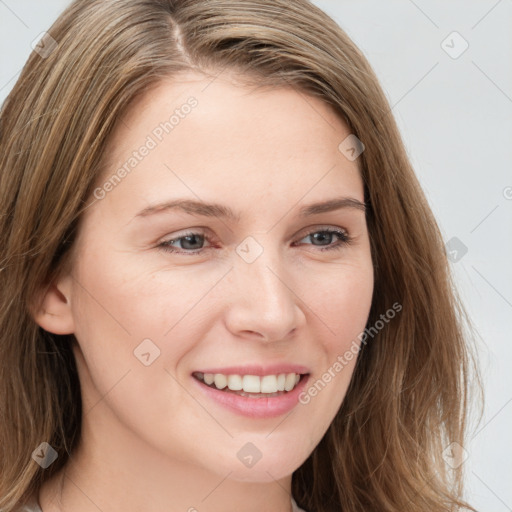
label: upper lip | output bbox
[193,364,310,376]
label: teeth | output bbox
[284,373,296,391]
[214,374,227,390]
[195,372,303,394]
[227,374,243,391]
[242,375,261,393]
[260,375,277,393]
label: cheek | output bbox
[293,259,373,429]
[68,250,203,450]
[302,259,374,351]
[70,243,216,343]
[67,244,229,411]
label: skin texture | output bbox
[34,70,374,512]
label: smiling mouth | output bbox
[192,371,307,398]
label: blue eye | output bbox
[295,228,351,251]
[161,232,207,252]
[158,228,352,255]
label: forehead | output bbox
[91,70,364,221]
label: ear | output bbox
[30,274,75,335]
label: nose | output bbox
[223,242,305,343]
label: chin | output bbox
[222,453,306,483]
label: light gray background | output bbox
[1,1,511,510]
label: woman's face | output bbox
[56,71,373,482]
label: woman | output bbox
[0,0,478,511]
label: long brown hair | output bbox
[0,0,479,510]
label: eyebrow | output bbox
[134,196,366,222]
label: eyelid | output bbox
[158,227,215,246]
[295,224,348,238]
[157,225,352,255]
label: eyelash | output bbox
[157,227,352,255]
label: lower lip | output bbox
[192,375,310,419]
